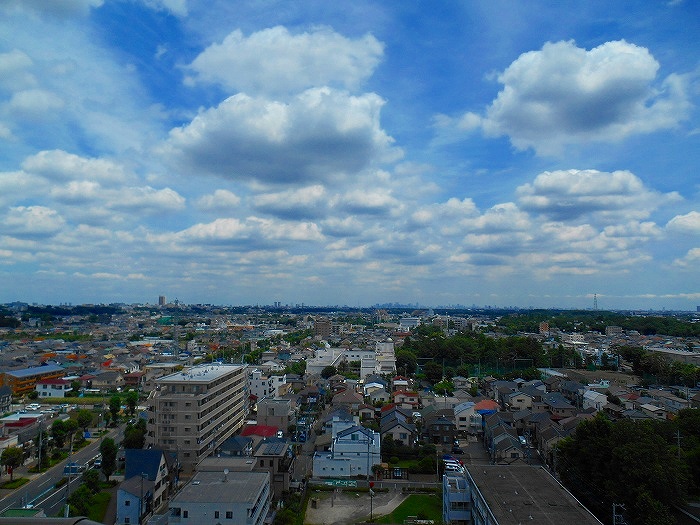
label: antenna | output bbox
[593,294,598,311]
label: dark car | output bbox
[451,446,464,454]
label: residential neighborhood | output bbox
[0,302,699,524]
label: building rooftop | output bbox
[466,465,602,525]
[172,470,268,504]
[4,364,64,378]
[157,363,245,383]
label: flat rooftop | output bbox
[172,470,268,504]
[157,363,245,383]
[466,465,603,525]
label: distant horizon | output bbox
[3,298,699,314]
[1,2,698,314]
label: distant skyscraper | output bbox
[158,295,166,306]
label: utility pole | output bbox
[613,503,627,524]
[64,434,74,517]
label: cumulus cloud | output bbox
[161,87,399,184]
[516,169,679,221]
[8,89,65,118]
[465,40,691,154]
[253,185,328,219]
[196,189,242,211]
[333,189,401,216]
[2,206,65,238]
[666,211,700,233]
[186,26,383,96]
[673,247,700,267]
[22,150,135,185]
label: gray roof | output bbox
[5,363,64,378]
[172,470,269,504]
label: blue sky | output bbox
[1,0,699,310]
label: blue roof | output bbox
[124,449,165,481]
[6,364,64,378]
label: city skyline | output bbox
[1,1,699,311]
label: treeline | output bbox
[397,325,574,382]
[616,345,700,386]
[496,310,700,337]
[557,410,700,525]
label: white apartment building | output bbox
[146,364,247,473]
[248,368,287,400]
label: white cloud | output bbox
[2,206,65,238]
[333,189,401,216]
[666,211,700,233]
[186,26,383,96]
[516,169,679,221]
[673,247,700,267]
[142,0,188,17]
[253,185,327,219]
[161,87,399,184]
[8,89,65,118]
[0,50,36,91]
[22,150,135,185]
[471,40,691,154]
[0,0,103,18]
[196,189,242,211]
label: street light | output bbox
[139,472,147,524]
[369,481,374,522]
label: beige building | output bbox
[146,364,247,473]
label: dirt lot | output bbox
[561,368,639,387]
[305,489,408,525]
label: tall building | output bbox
[159,295,166,306]
[313,317,332,339]
[146,364,247,473]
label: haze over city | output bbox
[1,1,699,310]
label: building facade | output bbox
[146,364,247,473]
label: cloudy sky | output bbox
[1,0,699,310]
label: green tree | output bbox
[76,409,93,431]
[82,469,101,494]
[1,447,24,481]
[123,420,146,450]
[125,390,138,416]
[67,483,94,516]
[321,366,337,379]
[99,437,118,481]
[109,395,121,425]
[51,419,67,448]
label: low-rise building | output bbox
[168,470,271,525]
[35,378,72,398]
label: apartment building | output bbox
[146,364,247,473]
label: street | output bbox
[0,426,123,516]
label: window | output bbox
[215,511,219,518]
[125,500,130,506]
[125,519,130,524]
[183,510,189,518]
[226,511,233,519]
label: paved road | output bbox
[0,426,122,516]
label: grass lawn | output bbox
[0,478,29,490]
[87,491,111,522]
[374,493,442,524]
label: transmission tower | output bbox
[593,294,598,311]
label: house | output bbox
[368,388,391,404]
[313,426,380,478]
[331,389,364,412]
[392,390,420,409]
[253,438,295,500]
[216,435,253,457]
[116,475,154,525]
[168,470,271,525]
[91,370,125,391]
[124,448,176,511]
[453,401,476,435]
[256,397,292,432]
[503,390,533,411]
[380,408,417,446]
[424,415,457,447]
[582,390,608,411]
[35,378,72,398]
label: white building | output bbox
[312,426,380,478]
[248,369,287,400]
[169,470,271,525]
[35,378,72,398]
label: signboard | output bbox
[324,479,358,488]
